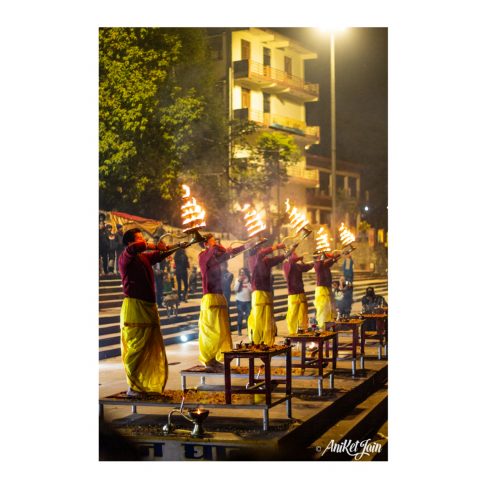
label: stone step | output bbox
[307,386,388,461]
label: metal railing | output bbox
[244,60,319,96]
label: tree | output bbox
[228,124,301,238]
[99,28,227,223]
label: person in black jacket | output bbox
[174,248,190,302]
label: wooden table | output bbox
[223,345,292,429]
[325,319,366,376]
[360,313,388,359]
[283,331,338,395]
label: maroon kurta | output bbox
[248,246,286,292]
[199,244,245,294]
[314,257,336,287]
[118,241,172,303]
[283,259,314,295]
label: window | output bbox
[320,210,331,226]
[336,175,345,193]
[263,47,271,66]
[319,172,330,195]
[284,56,292,77]
[348,176,357,197]
[263,92,271,113]
[209,35,223,60]
[241,88,250,109]
[241,39,251,60]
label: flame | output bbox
[182,184,190,198]
[339,223,355,247]
[315,226,331,253]
[240,204,266,238]
[181,184,206,232]
[285,198,309,234]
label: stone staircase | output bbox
[99,271,388,360]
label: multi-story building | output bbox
[208,27,362,237]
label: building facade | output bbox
[209,28,362,238]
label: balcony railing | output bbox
[234,59,319,99]
[234,108,318,138]
[287,165,318,182]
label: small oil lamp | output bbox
[162,394,210,438]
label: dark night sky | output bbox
[276,27,388,229]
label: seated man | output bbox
[361,287,388,314]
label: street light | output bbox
[317,27,346,249]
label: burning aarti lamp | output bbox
[338,223,356,254]
[285,199,313,241]
[162,395,210,438]
[228,204,268,257]
[181,184,208,245]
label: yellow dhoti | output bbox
[286,293,309,334]
[120,297,168,393]
[314,286,334,329]
[247,290,276,346]
[198,293,232,365]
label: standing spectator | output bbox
[188,266,198,295]
[342,253,354,284]
[331,280,344,319]
[153,260,167,308]
[105,224,117,273]
[233,268,252,335]
[220,262,234,312]
[115,224,124,273]
[340,277,354,317]
[174,248,190,302]
[99,216,109,275]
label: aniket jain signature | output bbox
[315,438,383,460]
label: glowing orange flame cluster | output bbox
[339,223,355,247]
[181,184,206,232]
[241,204,266,238]
[315,226,331,253]
[285,199,309,234]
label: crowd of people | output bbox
[103,215,387,393]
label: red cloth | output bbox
[118,241,172,303]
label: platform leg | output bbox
[99,404,104,420]
[200,376,206,385]
[286,398,292,418]
[329,372,334,390]
[181,376,186,390]
[318,376,323,396]
[236,358,240,367]
[360,356,365,370]
[263,409,269,431]
[378,345,382,360]
[352,359,356,377]
[131,405,137,414]
[384,344,388,357]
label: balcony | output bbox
[287,165,318,185]
[233,108,319,138]
[233,59,319,102]
[306,188,332,207]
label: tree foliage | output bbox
[99,28,227,222]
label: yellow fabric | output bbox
[198,293,232,365]
[314,286,334,329]
[247,290,276,346]
[120,297,168,393]
[286,293,309,334]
